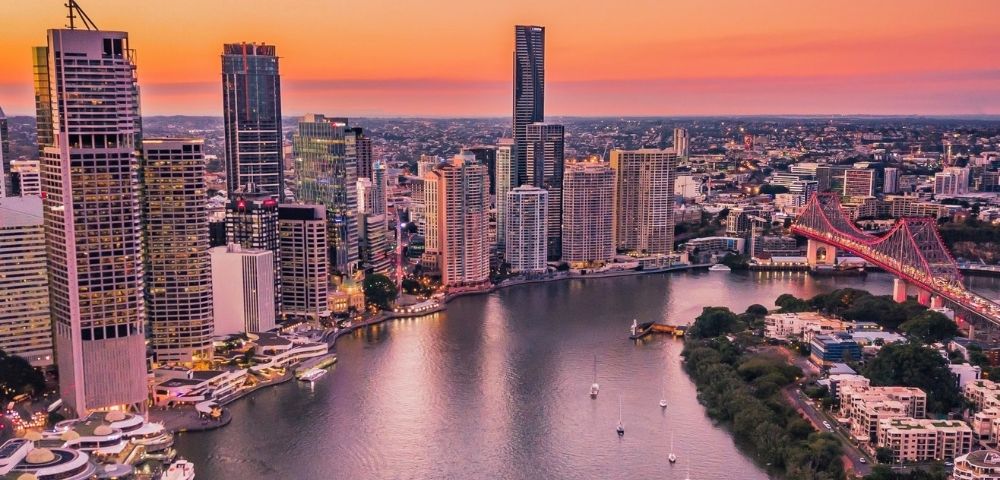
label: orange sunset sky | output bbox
[2,0,1000,117]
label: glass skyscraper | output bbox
[222,43,283,200]
[293,114,359,274]
[513,25,545,187]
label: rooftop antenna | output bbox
[66,0,99,30]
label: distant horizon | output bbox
[3,1,1000,117]
[7,112,1000,121]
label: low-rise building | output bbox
[876,418,973,462]
[840,385,927,445]
[954,449,1000,480]
[764,312,852,342]
[810,332,863,366]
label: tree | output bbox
[875,447,894,464]
[759,184,790,195]
[0,350,46,403]
[863,342,961,414]
[363,274,398,310]
[899,311,959,344]
[688,306,744,339]
[745,304,769,317]
[775,293,812,313]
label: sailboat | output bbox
[659,383,668,408]
[616,395,625,436]
[668,433,677,463]
[590,355,600,399]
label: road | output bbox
[783,386,872,477]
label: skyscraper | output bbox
[141,139,214,365]
[494,139,515,251]
[359,213,392,276]
[222,43,283,199]
[372,161,388,216]
[464,145,497,195]
[426,154,490,286]
[525,123,564,259]
[0,106,9,195]
[278,204,330,322]
[226,189,281,317]
[562,162,615,267]
[842,168,875,198]
[513,25,545,187]
[505,186,548,273]
[352,127,373,181]
[611,148,678,255]
[293,114,359,273]
[673,127,689,158]
[36,28,147,414]
[0,196,52,367]
[883,167,900,194]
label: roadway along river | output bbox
[175,270,1000,479]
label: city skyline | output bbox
[2,1,1000,117]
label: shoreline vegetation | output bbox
[682,290,962,480]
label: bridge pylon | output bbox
[892,278,908,303]
[806,238,837,267]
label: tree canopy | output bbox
[0,350,45,403]
[862,342,960,414]
[688,306,744,339]
[899,311,959,344]
[363,274,399,310]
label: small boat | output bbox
[668,434,677,463]
[659,384,667,408]
[708,264,731,272]
[298,368,326,383]
[590,355,600,399]
[616,396,625,437]
[630,319,639,337]
[163,459,195,480]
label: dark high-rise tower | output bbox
[0,106,9,195]
[513,25,545,187]
[222,43,283,200]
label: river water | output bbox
[175,270,1000,479]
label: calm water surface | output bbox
[176,271,1000,479]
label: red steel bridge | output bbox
[791,192,1000,329]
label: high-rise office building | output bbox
[0,196,52,367]
[226,189,281,317]
[210,245,275,335]
[524,123,564,259]
[293,114,359,273]
[673,127,689,158]
[359,213,392,276]
[278,204,329,322]
[883,167,899,194]
[505,186,548,273]
[495,139,515,250]
[9,160,42,197]
[222,43,283,199]
[611,148,678,255]
[843,168,875,198]
[815,165,833,192]
[141,139,214,365]
[426,154,490,286]
[351,127,373,181]
[513,25,545,187]
[357,178,375,214]
[372,161,388,216]
[36,28,147,414]
[562,162,615,267]
[0,106,9,196]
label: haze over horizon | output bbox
[3,0,1000,117]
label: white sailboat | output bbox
[590,355,600,399]
[668,433,677,463]
[616,395,625,436]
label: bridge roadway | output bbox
[792,224,1000,327]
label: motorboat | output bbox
[590,355,600,399]
[616,396,625,437]
[298,368,326,383]
[163,459,195,480]
[668,434,677,463]
[708,264,731,272]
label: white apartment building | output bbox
[876,418,973,462]
[954,449,1000,480]
[562,161,615,267]
[764,312,853,342]
[505,186,548,273]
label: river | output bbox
[175,270,1000,479]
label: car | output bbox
[859,458,867,464]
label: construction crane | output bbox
[66,1,99,30]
